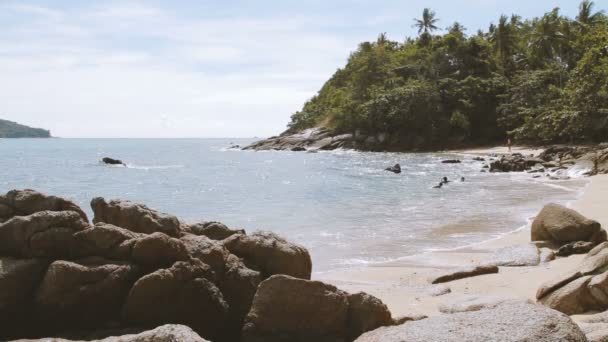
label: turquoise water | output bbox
[0,138,587,272]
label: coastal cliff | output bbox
[248,3,608,152]
[0,119,50,138]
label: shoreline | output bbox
[315,173,608,318]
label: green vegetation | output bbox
[0,119,51,138]
[287,1,608,149]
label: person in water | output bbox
[441,177,450,184]
[461,177,465,182]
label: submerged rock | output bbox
[441,159,461,164]
[384,163,401,174]
[355,303,586,342]
[102,157,124,165]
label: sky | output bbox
[0,0,593,138]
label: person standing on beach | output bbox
[507,137,512,153]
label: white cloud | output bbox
[0,1,368,137]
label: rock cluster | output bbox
[484,144,608,176]
[489,153,544,172]
[0,189,394,342]
[537,242,608,315]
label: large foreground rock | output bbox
[10,324,209,342]
[355,303,586,342]
[34,259,141,329]
[0,258,49,335]
[243,275,392,342]
[0,211,89,258]
[91,197,180,237]
[224,231,312,279]
[537,242,608,314]
[429,264,498,284]
[532,203,606,245]
[73,223,188,267]
[0,189,88,223]
[123,259,229,341]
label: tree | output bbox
[413,8,439,34]
[528,8,564,63]
[490,15,517,73]
[577,0,605,27]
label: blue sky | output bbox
[0,0,594,137]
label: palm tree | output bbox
[413,8,439,34]
[576,0,605,26]
[490,15,516,64]
[448,22,466,35]
[528,8,564,62]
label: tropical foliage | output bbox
[287,2,608,149]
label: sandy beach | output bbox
[316,173,608,319]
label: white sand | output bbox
[451,145,544,157]
[315,174,608,318]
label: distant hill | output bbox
[0,119,51,138]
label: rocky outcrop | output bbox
[355,302,586,342]
[242,275,393,342]
[243,127,411,152]
[490,153,542,172]
[243,127,355,151]
[0,189,87,223]
[10,324,210,342]
[531,203,606,245]
[429,264,499,284]
[537,242,608,315]
[0,189,334,342]
[224,231,312,279]
[91,197,181,237]
[184,221,245,240]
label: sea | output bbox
[0,138,590,273]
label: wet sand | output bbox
[315,174,608,318]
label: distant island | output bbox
[0,119,51,138]
[247,1,608,152]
